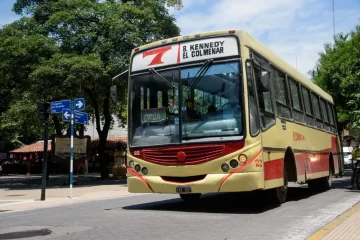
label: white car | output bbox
[343,147,353,169]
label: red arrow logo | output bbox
[143,46,172,66]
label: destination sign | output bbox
[131,36,239,72]
[141,108,168,124]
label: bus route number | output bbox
[255,159,262,167]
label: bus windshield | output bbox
[129,61,242,147]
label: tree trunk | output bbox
[85,88,112,179]
[99,97,112,179]
[52,115,62,136]
[98,133,108,179]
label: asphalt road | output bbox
[0,171,359,240]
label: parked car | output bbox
[343,146,354,169]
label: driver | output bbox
[185,99,199,120]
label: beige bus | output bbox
[125,30,343,204]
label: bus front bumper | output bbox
[127,171,264,194]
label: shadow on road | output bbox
[122,171,354,214]
[0,174,127,190]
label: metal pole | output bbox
[70,101,74,199]
[40,121,49,201]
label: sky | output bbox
[1,0,360,78]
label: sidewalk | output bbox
[307,200,360,240]
[0,174,140,214]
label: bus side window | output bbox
[246,61,260,136]
[288,77,305,123]
[253,64,275,129]
[311,93,323,129]
[272,66,291,119]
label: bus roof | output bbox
[130,29,333,103]
[239,31,333,103]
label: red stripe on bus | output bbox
[264,158,283,181]
[218,150,262,192]
[127,168,154,192]
[177,43,180,63]
[264,138,339,181]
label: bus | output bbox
[126,30,344,204]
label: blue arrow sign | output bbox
[51,100,71,114]
[74,111,88,124]
[74,98,85,111]
[62,108,71,122]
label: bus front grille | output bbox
[142,145,225,165]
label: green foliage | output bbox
[312,23,360,132]
[0,93,47,151]
[0,0,182,178]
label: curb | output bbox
[306,201,360,240]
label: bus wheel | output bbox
[317,169,332,191]
[270,171,288,204]
[179,193,201,202]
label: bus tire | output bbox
[179,193,201,202]
[317,157,333,191]
[269,164,288,204]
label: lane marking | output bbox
[307,200,360,240]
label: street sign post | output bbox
[50,100,71,113]
[50,98,88,199]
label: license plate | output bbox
[176,186,192,193]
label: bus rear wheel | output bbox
[179,193,201,203]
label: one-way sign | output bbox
[74,111,88,125]
[62,108,71,122]
[74,98,85,111]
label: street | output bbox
[0,171,359,240]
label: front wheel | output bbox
[269,169,288,204]
[179,193,201,203]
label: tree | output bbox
[0,17,59,150]
[312,23,360,133]
[1,0,182,178]
[0,93,47,151]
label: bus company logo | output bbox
[177,151,186,161]
[143,46,172,66]
[293,131,306,141]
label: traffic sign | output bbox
[50,100,71,114]
[74,98,85,111]
[62,108,71,121]
[74,111,88,124]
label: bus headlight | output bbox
[141,167,148,175]
[230,159,239,168]
[221,163,230,172]
[135,164,141,172]
[129,160,135,168]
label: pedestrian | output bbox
[349,143,360,189]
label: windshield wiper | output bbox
[190,59,213,89]
[149,68,174,88]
